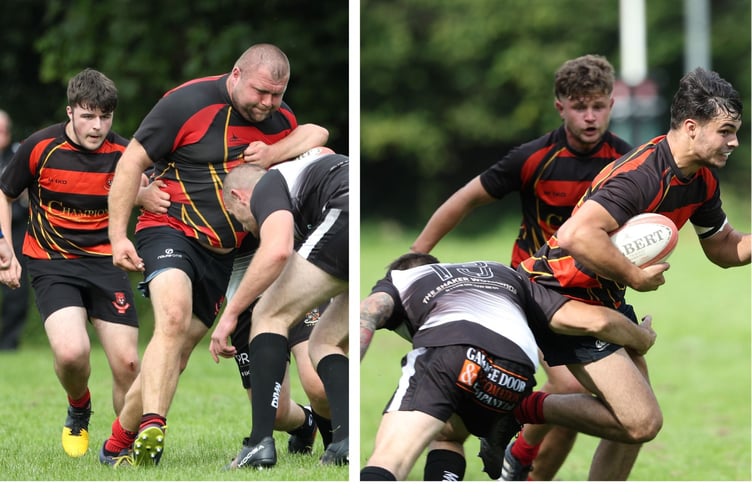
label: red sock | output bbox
[68,389,91,408]
[510,433,541,467]
[513,391,548,424]
[139,413,166,431]
[104,417,138,454]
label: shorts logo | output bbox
[112,292,131,314]
[303,307,321,327]
[157,248,182,260]
[456,347,529,412]
[214,295,226,317]
[459,359,480,386]
[594,339,610,351]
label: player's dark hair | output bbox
[554,54,615,100]
[386,252,439,272]
[669,67,742,129]
[67,68,118,114]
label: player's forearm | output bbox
[411,206,462,253]
[108,142,151,240]
[0,194,15,252]
[701,225,752,268]
[359,292,394,360]
[271,124,329,163]
[225,244,289,318]
[411,182,489,253]
[360,325,375,361]
[550,301,656,354]
[108,170,141,240]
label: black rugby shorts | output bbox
[135,226,234,328]
[27,258,139,326]
[384,345,536,438]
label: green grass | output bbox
[360,196,751,482]
[1,196,749,490]
[0,316,348,485]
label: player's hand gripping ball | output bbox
[610,213,678,268]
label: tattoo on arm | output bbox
[359,292,394,360]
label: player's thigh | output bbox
[91,317,139,367]
[541,355,589,394]
[253,254,345,330]
[308,292,348,353]
[568,348,659,424]
[45,306,91,357]
[147,268,194,332]
[368,410,446,477]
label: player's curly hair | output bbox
[554,54,615,100]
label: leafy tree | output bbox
[1,0,349,153]
[361,0,750,226]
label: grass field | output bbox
[0,197,749,492]
[0,289,348,488]
[360,196,751,482]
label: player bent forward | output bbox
[359,253,658,481]
[210,152,349,467]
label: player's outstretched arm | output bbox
[549,300,657,355]
[410,176,493,254]
[699,223,752,268]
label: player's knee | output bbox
[623,407,663,442]
[55,346,90,370]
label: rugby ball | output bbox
[609,213,678,268]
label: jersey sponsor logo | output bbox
[47,200,108,218]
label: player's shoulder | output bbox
[108,131,130,148]
[601,130,633,154]
[164,74,225,98]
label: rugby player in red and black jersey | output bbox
[411,55,630,480]
[0,69,157,459]
[510,67,749,480]
[359,253,657,481]
[100,44,331,467]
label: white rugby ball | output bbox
[609,213,678,268]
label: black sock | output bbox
[423,449,466,481]
[311,409,333,448]
[247,333,289,444]
[288,404,311,435]
[316,353,349,443]
[361,466,396,481]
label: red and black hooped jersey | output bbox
[480,126,632,267]
[518,135,727,308]
[134,74,298,250]
[0,122,128,260]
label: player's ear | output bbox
[230,188,244,203]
